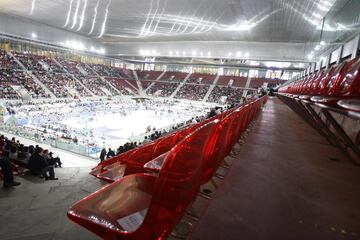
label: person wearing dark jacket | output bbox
[107,148,115,159]
[100,148,106,162]
[0,151,21,188]
[29,148,58,180]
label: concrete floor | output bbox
[190,97,360,240]
[0,166,104,239]
[0,132,101,239]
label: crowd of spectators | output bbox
[160,72,188,82]
[186,73,216,84]
[0,49,48,99]
[147,82,179,97]
[208,86,244,104]
[106,78,134,95]
[175,84,210,101]
[76,75,108,96]
[1,48,271,102]
[34,72,90,98]
[136,70,163,80]
[0,135,61,188]
[99,104,231,162]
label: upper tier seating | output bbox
[186,73,216,84]
[137,70,163,80]
[0,49,20,70]
[15,52,64,74]
[76,75,109,96]
[56,58,83,75]
[175,84,210,101]
[12,52,44,71]
[249,77,284,88]
[140,80,154,90]
[217,76,247,87]
[34,71,90,98]
[208,86,244,104]
[147,82,179,97]
[0,50,48,98]
[88,64,131,78]
[160,72,188,82]
[105,78,135,95]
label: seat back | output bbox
[316,67,337,95]
[152,133,177,159]
[321,61,350,95]
[201,116,232,184]
[123,142,157,175]
[139,119,219,239]
[309,70,325,94]
[335,58,360,97]
[90,148,137,177]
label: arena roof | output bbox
[0,0,359,62]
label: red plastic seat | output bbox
[332,58,360,97]
[67,120,219,240]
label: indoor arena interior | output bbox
[0,0,360,239]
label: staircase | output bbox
[202,74,220,102]
[202,85,216,102]
[132,70,144,93]
[53,58,95,97]
[156,71,166,81]
[86,64,122,96]
[145,82,156,93]
[242,76,252,98]
[8,51,56,99]
[170,72,192,98]
[124,79,140,94]
[13,86,31,101]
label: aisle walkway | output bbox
[190,97,360,240]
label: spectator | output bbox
[0,151,21,188]
[107,148,115,159]
[49,152,62,168]
[100,148,107,162]
[29,147,58,180]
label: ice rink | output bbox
[7,97,213,151]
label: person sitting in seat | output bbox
[0,151,21,188]
[29,147,58,180]
[49,152,62,168]
[107,148,115,159]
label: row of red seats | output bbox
[67,96,267,239]
[278,57,360,112]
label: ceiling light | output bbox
[31,32,37,39]
[169,51,173,55]
[321,0,332,7]
[182,51,186,56]
[312,13,323,19]
[236,52,242,57]
[192,50,197,56]
[207,51,211,56]
[308,54,313,60]
[245,52,249,58]
[317,4,330,11]
[315,45,321,50]
[320,41,326,46]
[175,51,179,56]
